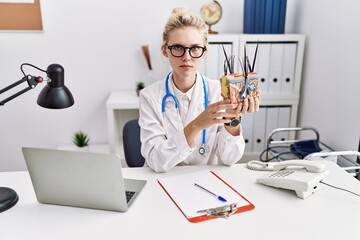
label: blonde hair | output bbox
[161,8,208,50]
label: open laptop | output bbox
[22,147,147,212]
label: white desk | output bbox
[1,161,359,240]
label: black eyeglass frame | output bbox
[166,45,207,58]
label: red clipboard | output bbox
[158,171,255,223]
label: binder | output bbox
[264,0,273,33]
[219,43,232,76]
[254,0,261,33]
[280,43,297,94]
[277,106,291,141]
[205,43,220,79]
[158,170,255,223]
[271,0,281,33]
[242,113,254,153]
[252,107,267,153]
[256,43,271,94]
[258,0,266,33]
[268,43,283,94]
[278,0,287,33]
[246,43,258,69]
[243,0,256,33]
[265,107,279,142]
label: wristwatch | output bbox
[224,116,242,127]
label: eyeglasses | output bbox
[166,45,207,58]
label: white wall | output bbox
[287,0,360,155]
[0,0,359,171]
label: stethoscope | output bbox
[161,71,209,156]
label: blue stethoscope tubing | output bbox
[161,71,209,155]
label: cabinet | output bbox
[201,34,305,161]
[106,34,305,162]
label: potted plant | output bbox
[136,81,145,96]
[73,130,90,150]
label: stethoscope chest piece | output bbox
[199,144,209,156]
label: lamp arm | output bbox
[0,75,44,106]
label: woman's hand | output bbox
[238,96,260,114]
[191,99,238,130]
[184,99,238,145]
[225,96,260,120]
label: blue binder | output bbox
[244,0,256,33]
[264,0,273,33]
[278,0,287,33]
[271,0,281,33]
[258,0,266,33]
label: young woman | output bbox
[139,8,260,172]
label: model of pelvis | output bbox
[220,44,260,103]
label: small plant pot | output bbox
[74,146,90,152]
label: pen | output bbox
[194,183,227,202]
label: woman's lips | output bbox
[180,65,193,69]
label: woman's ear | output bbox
[161,46,168,58]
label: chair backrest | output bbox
[122,119,145,167]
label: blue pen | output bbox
[194,183,227,202]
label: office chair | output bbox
[122,119,145,167]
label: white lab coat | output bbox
[139,73,245,172]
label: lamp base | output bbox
[0,187,19,213]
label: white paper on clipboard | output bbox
[158,170,249,218]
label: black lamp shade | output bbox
[37,64,74,109]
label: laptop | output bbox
[22,147,147,212]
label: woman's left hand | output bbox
[238,96,260,114]
[225,96,260,119]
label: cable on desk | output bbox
[259,146,293,162]
[320,181,360,198]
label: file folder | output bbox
[252,107,267,153]
[268,43,283,94]
[265,107,279,141]
[280,43,297,94]
[206,43,220,79]
[264,0,273,33]
[242,113,254,153]
[277,106,291,141]
[158,170,255,223]
[256,43,271,94]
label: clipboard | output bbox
[158,170,255,223]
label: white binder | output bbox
[268,43,284,94]
[204,43,233,79]
[254,43,271,94]
[277,107,291,141]
[252,107,267,153]
[265,107,279,141]
[280,43,297,94]
[219,43,232,75]
[205,43,220,79]
[241,113,254,153]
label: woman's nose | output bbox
[182,49,192,60]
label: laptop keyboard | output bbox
[125,191,136,203]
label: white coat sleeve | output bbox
[215,125,246,165]
[138,89,195,172]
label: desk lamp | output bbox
[0,63,74,213]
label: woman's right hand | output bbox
[184,99,238,145]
